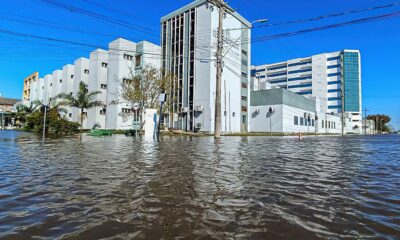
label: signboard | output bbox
[159,93,166,103]
[144,108,157,139]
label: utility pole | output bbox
[212,0,226,139]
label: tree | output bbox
[367,114,391,133]
[113,65,173,130]
[57,81,104,133]
[14,100,43,127]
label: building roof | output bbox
[0,97,20,106]
[161,0,251,27]
[250,88,316,112]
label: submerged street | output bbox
[0,131,399,239]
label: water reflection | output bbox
[0,131,399,239]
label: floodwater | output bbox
[0,131,399,239]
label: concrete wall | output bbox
[88,49,108,129]
[106,38,136,130]
[62,64,75,121]
[73,57,90,127]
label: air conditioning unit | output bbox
[194,105,204,112]
[181,107,189,113]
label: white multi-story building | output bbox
[62,64,75,121]
[252,50,362,132]
[51,70,63,100]
[161,0,251,132]
[73,57,90,127]
[43,74,52,105]
[87,49,108,129]
[106,38,161,130]
[27,38,161,130]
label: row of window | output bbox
[328,97,341,101]
[321,120,336,129]
[294,116,338,129]
[288,83,312,89]
[294,116,315,126]
[327,72,341,77]
[327,64,341,69]
[288,61,311,67]
[267,65,287,71]
[327,56,341,61]
[288,76,312,81]
[288,68,312,74]
[328,80,341,85]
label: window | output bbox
[241,50,248,56]
[50,83,52,86]
[69,113,72,117]
[122,78,133,85]
[327,64,341,69]
[300,117,304,126]
[312,119,315,126]
[135,55,142,67]
[101,84,107,89]
[71,75,74,79]
[84,69,89,74]
[267,65,287,71]
[241,72,248,78]
[328,97,341,101]
[328,56,341,61]
[294,116,299,125]
[328,121,331,129]
[241,96,248,101]
[288,61,311,67]
[102,62,108,68]
[59,79,62,83]
[242,115,246,123]
[122,108,132,114]
[288,67,312,74]
[123,54,133,60]
[241,106,248,112]
[288,83,312,89]
[328,72,341,77]
[328,89,340,93]
[322,120,324,128]
[241,83,248,89]
[328,81,341,85]
[100,109,106,115]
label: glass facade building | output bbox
[342,52,361,112]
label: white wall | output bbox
[193,4,247,133]
[62,64,75,121]
[88,49,108,129]
[43,74,52,105]
[106,38,136,130]
[73,57,90,127]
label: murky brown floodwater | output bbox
[0,131,399,239]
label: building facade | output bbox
[26,38,160,130]
[22,72,38,101]
[161,0,251,133]
[249,89,345,134]
[251,50,362,132]
[105,39,161,130]
[87,49,108,129]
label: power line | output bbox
[246,10,400,44]
[38,0,160,37]
[254,1,400,28]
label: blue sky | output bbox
[0,0,399,129]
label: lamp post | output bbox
[158,92,166,139]
[132,103,139,137]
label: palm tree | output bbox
[15,100,43,127]
[57,81,103,133]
